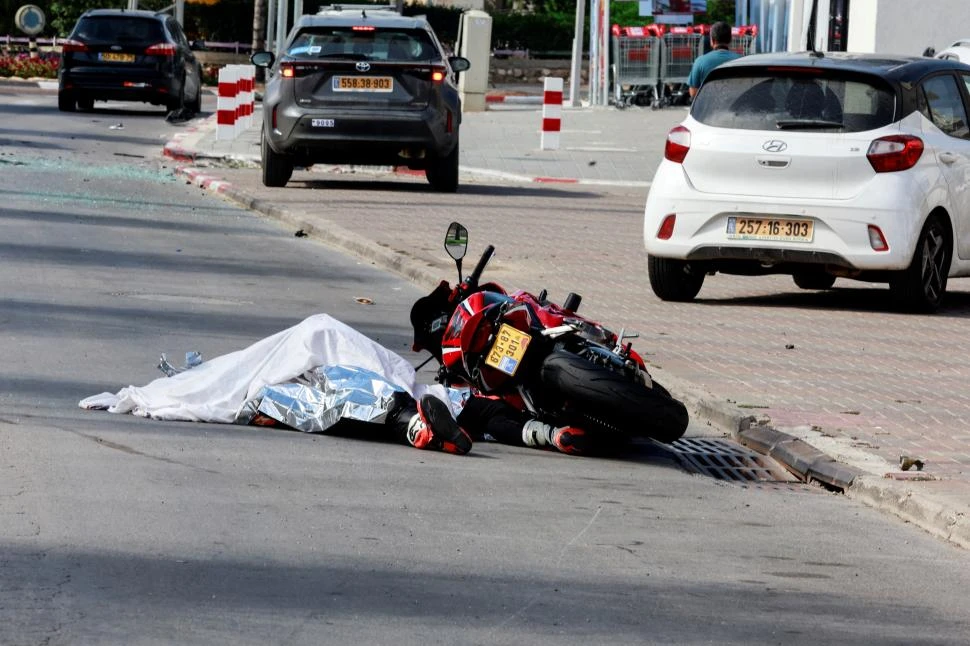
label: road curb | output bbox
[849,477,970,550]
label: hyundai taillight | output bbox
[866,135,923,173]
[431,65,446,83]
[665,125,691,163]
[145,42,176,56]
[60,39,88,53]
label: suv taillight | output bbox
[60,39,88,53]
[431,65,447,83]
[866,135,923,173]
[145,42,176,56]
[665,125,690,163]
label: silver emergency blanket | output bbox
[244,365,406,433]
[79,314,452,424]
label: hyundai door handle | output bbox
[938,152,958,164]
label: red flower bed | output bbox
[0,51,60,79]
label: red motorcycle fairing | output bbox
[442,291,540,391]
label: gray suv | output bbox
[251,5,470,191]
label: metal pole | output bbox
[294,0,304,24]
[588,0,598,106]
[275,0,288,57]
[568,0,586,106]
[600,0,609,106]
[266,0,277,54]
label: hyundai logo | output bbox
[762,139,788,153]
[356,62,370,72]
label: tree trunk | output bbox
[252,0,266,81]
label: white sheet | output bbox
[79,314,446,423]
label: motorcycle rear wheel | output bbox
[539,350,689,443]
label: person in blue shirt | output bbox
[687,21,741,99]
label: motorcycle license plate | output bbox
[485,324,531,376]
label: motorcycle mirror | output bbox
[444,222,468,261]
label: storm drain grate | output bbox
[667,437,797,483]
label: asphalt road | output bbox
[1,87,969,645]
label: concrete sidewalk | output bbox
[163,101,970,551]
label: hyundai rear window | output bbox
[74,17,165,44]
[691,72,897,132]
[286,28,437,62]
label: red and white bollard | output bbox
[216,65,239,141]
[540,76,563,150]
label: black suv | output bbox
[251,5,470,191]
[58,9,203,113]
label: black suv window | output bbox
[692,72,896,132]
[74,16,164,44]
[918,74,970,139]
[286,27,437,62]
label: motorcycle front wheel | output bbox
[539,350,689,443]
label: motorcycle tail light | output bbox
[657,214,676,240]
[145,42,176,56]
[868,225,889,251]
[664,125,690,163]
[866,135,923,172]
[60,39,89,53]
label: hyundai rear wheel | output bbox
[648,255,704,302]
[890,214,950,313]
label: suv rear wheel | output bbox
[426,139,459,192]
[261,132,294,187]
[648,255,704,302]
[58,91,76,112]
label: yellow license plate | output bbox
[99,52,135,63]
[332,76,393,92]
[485,324,531,376]
[727,216,814,242]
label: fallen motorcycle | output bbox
[410,222,689,443]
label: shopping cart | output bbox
[729,25,759,56]
[660,25,705,106]
[610,24,664,109]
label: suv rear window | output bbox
[692,73,897,132]
[74,16,165,44]
[286,27,438,62]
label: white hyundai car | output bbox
[643,51,970,312]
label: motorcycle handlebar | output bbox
[466,244,495,291]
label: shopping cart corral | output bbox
[729,25,759,56]
[610,24,663,108]
[659,25,705,106]
[610,23,759,110]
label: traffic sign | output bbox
[15,4,46,36]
